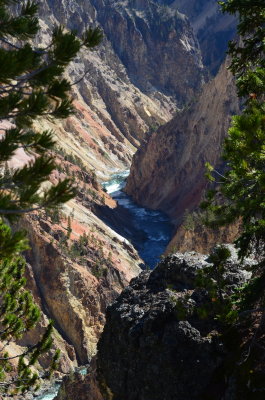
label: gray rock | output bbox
[97,252,250,400]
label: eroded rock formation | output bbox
[166,219,241,255]
[95,0,204,103]
[34,0,206,180]
[18,160,142,364]
[11,0,212,371]
[126,58,240,223]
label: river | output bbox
[102,170,173,269]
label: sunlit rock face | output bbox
[18,163,142,364]
[35,0,205,181]
[10,0,236,376]
[17,0,207,368]
[125,58,239,223]
[165,219,241,256]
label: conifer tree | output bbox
[203,0,265,260]
[0,0,102,395]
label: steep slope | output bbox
[4,0,236,381]
[34,0,205,180]
[172,0,236,74]
[18,159,142,365]
[126,58,240,223]
[94,0,204,103]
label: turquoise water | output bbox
[35,383,60,400]
[103,171,173,269]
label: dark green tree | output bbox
[0,0,102,396]
[203,0,265,260]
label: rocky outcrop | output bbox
[96,251,252,400]
[126,58,240,223]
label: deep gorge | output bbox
[3,1,255,399]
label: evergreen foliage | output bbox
[195,245,238,323]
[0,0,102,395]
[191,0,265,337]
[202,0,265,260]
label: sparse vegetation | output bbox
[56,229,112,280]
[182,208,216,231]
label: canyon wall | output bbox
[126,57,240,224]
[35,0,206,181]
[18,159,142,366]
[172,0,236,74]
[94,0,204,103]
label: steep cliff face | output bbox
[34,0,206,180]
[7,0,237,380]
[95,0,204,103]
[6,148,143,372]
[18,160,142,364]
[172,0,236,74]
[20,262,78,374]
[33,1,174,180]
[19,217,141,366]
[126,58,240,222]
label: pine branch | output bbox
[0,345,36,361]
[70,68,91,86]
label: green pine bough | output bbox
[197,0,265,376]
[202,0,265,260]
[0,0,102,395]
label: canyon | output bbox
[25,0,232,371]
[1,0,247,399]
